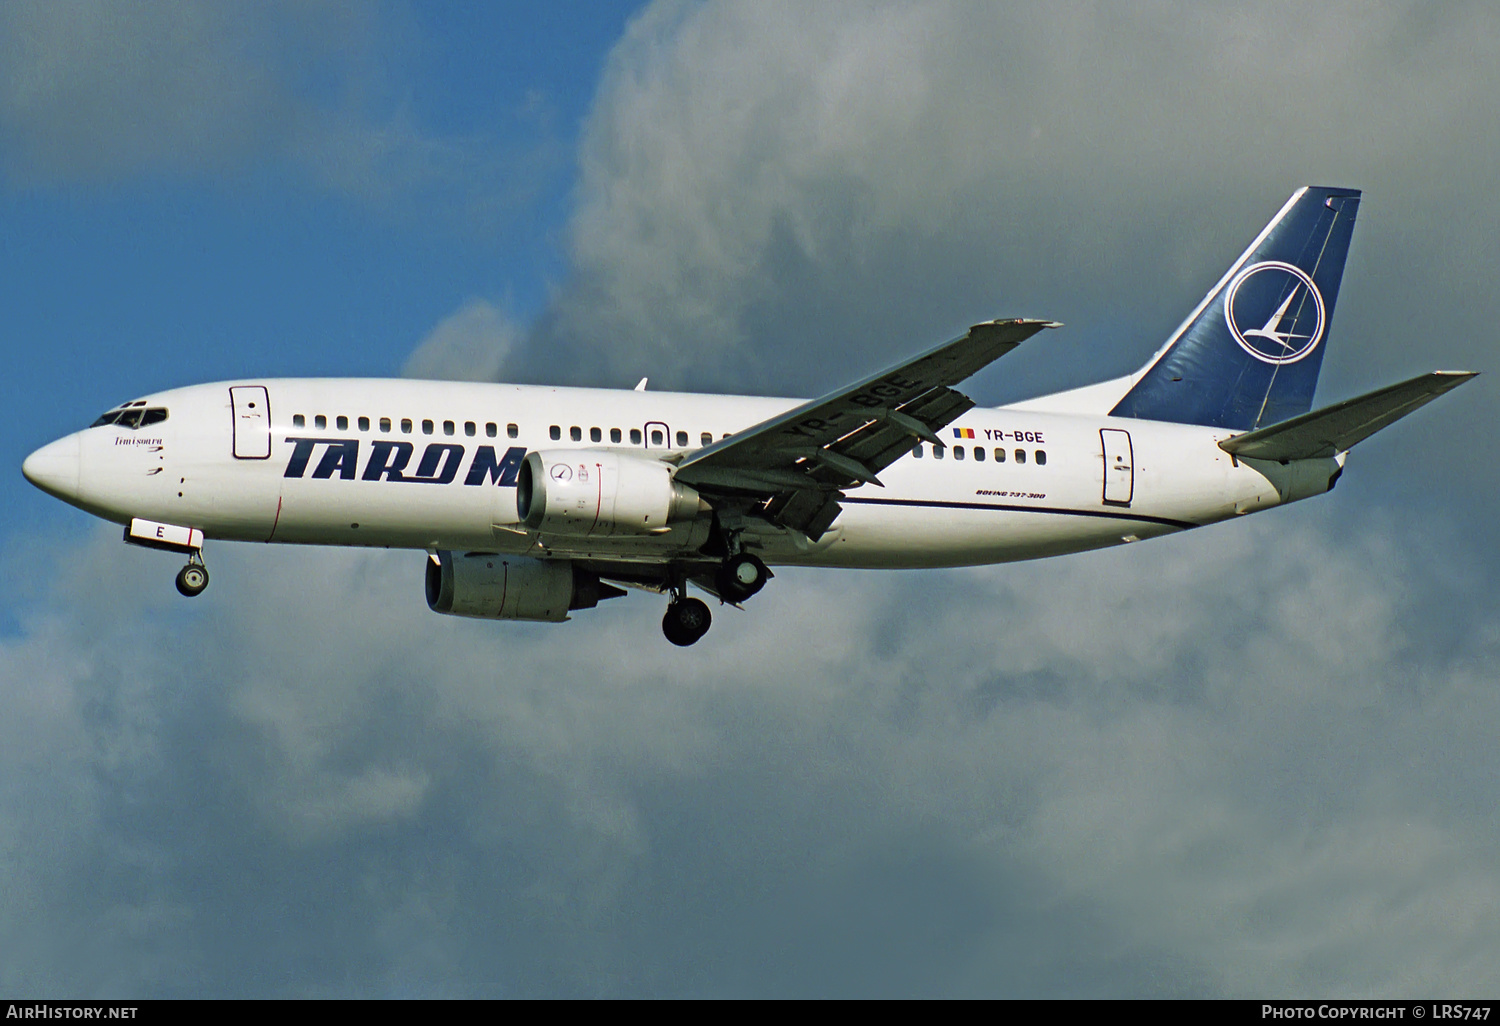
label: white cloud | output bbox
[0,0,545,219]
[402,299,522,382]
[2,511,1499,994]
[7,0,1500,997]
[509,0,1500,425]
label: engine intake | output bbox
[425,551,625,622]
[516,450,708,536]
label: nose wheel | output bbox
[663,596,711,646]
[175,553,209,597]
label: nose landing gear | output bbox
[175,551,209,597]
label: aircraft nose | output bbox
[22,434,81,501]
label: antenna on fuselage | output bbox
[634,378,648,391]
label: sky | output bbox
[3,0,1499,998]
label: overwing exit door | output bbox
[643,420,671,449]
[1101,428,1134,506]
[230,386,271,459]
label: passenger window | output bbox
[550,425,561,441]
[590,427,602,442]
[995,447,1006,462]
[651,429,664,445]
[315,415,327,429]
[974,446,985,462]
[610,428,622,443]
[570,426,582,442]
[401,419,413,434]
[1015,449,1026,464]
[336,415,348,430]
[1035,450,1047,466]
[675,431,688,446]
[631,428,643,445]
[912,444,923,459]
[293,414,305,428]
[441,420,453,436]
[701,432,713,446]
[358,416,370,431]
[422,419,434,435]
[380,417,391,432]
[933,443,945,460]
[955,446,965,460]
[485,423,497,438]
[464,421,476,437]
[507,423,518,438]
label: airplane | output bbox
[21,186,1477,646]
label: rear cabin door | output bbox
[1100,428,1134,506]
[230,386,272,459]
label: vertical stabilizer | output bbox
[1111,187,1361,430]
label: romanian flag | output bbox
[952,427,975,439]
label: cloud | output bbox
[507,2,1500,433]
[0,0,550,219]
[402,299,522,382]
[7,0,1500,997]
[3,511,1500,996]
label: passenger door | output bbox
[230,386,271,459]
[1100,428,1134,506]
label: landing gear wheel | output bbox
[175,563,209,597]
[716,553,770,603]
[663,597,712,646]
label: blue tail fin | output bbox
[1110,186,1361,430]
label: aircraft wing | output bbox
[1219,370,1477,462]
[673,318,1059,539]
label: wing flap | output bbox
[676,319,1054,482]
[1219,371,1477,461]
[674,319,1055,538]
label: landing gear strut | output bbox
[175,550,209,597]
[663,590,712,646]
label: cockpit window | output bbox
[89,406,168,429]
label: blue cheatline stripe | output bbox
[840,495,1198,531]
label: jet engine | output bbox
[516,450,708,536]
[425,551,625,622]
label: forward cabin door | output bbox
[230,386,272,459]
[1100,428,1134,506]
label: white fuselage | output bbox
[32,378,1342,570]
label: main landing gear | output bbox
[663,594,712,647]
[660,553,772,646]
[716,553,769,603]
[175,550,209,597]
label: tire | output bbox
[716,553,769,603]
[663,597,711,646]
[175,564,209,597]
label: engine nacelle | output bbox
[425,551,624,622]
[516,450,708,536]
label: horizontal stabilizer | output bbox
[1219,371,1477,461]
